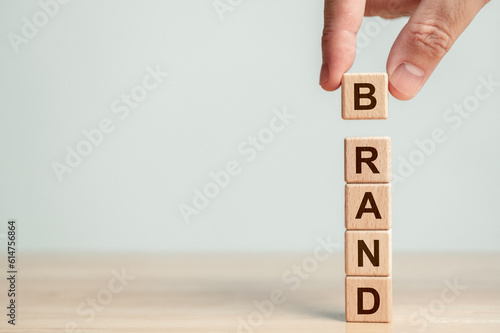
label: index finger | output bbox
[320,0,366,91]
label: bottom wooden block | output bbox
[346,276,392,323]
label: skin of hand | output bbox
[319,0,490,100]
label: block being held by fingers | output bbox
[345,230,392,276]
[345,137,391,183]
[342,73,388,120]
[345,184,391,230]
[346,276,392,323]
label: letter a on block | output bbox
[345,137,391,183]
[342,73,388,120]
[345,184,391,230]
[346,276,392,322]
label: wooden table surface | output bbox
[2,253,499,333]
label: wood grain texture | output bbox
[345,184,391,230]
[345,137,391,183]
[345,230,392,276]
[341,73,388,120]
[346,276,392,323]
[1,253,499,332]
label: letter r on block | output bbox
[345,137,391,183]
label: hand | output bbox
[319,0,490,100]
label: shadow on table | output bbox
[345,322,393,333]
[285,303,392,333]
[284,301,345,321]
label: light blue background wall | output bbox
[1,0,499,252]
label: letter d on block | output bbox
[358,288,380,314]
[346,276,392,322]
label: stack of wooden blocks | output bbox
[342,73,392,323]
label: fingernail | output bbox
[389,62,425,97]
[319,63,329,85]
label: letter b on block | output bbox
[342,73,388,119]
[346,276,392,322]
[345,137,391,183]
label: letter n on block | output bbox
[345,230,392,276]
[346,276,392,322]
[345,137,391,183]
[341,73,388,120]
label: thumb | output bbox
[386,0,489,100]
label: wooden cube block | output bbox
[346,276,392,322]
[345,137,391,183]
[342,73,388,120]
[345,230,392,276]
[345,184,391,230]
